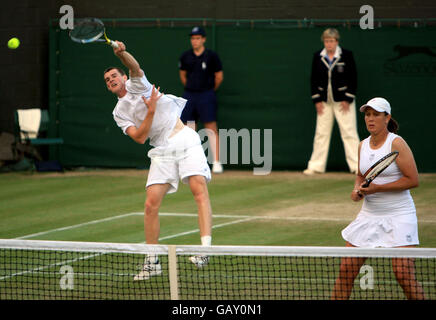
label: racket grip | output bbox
[109,40,119,48]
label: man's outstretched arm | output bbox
[113,41,143,78]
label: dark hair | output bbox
[103,67,126,76]
[386,113,399,133]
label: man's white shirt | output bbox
[112,71,187,147]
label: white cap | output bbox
[359,97,391,114]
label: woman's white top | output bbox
[359,132,415,216]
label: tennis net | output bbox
[1,239,435,300]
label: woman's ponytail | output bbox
[387,117,399,133]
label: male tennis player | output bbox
[105,41,212,280]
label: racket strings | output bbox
[70,19,104,41]
[366,155,397,180]
[72,26,103,39]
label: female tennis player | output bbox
[105,41,212,280]
[331,97,425,299]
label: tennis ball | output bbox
[8,37,20,49]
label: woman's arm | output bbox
[351,141,364,201]
[113,41,143,78]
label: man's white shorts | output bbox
[146,126,211,194]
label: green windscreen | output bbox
[49,20,436,172]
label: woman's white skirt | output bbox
[342,212,419,248]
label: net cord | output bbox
[1,239,435,259]
[0,239,168,255]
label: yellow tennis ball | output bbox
[8,37,20,49]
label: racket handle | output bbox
[108,40,119,48]
[362,181,370,188]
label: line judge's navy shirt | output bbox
[179,48,223,92]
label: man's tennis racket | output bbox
[362,151,399,188]
[69,18,119,48]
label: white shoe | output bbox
[189,255,210,269]
[303,169,316,175]
[212,161,223,173]
[133,259,162,281]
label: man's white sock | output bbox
[201,235,212,246]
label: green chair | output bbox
[14,109,63,164]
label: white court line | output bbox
[15,212,347,240]
[16,212,141,240]
[15,212,436,240]
[158,217,256,241]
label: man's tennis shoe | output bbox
[134,259,162,281]
[189,255,210,268]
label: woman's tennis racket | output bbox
[362,151,399,188]
[69,18,119,48]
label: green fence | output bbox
[49,19,436,172]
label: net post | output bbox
[167,245,179,300]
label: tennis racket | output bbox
[362,151,399,188]
[69,18,119,48]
